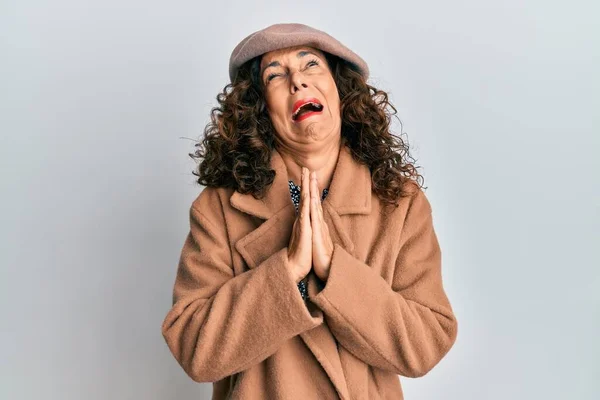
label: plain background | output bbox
[1,0,598,399]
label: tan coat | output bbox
[161,143,458,399]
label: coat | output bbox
[161,143,458,399]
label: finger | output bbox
[311,195,321,244]
[311,170,321,204]
[309,173,316,229]
[310,171,321,235]
[311,171,324,223]
[291,215,298,241]
[301,167,311,226]
[319,191,325,223]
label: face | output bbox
[259,46,341,146]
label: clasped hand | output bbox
[287,166,334,284]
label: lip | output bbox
[292,97,323,115]
[294,110,322,123]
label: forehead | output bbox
[260,46,325,68]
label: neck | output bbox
[277,137,344,190]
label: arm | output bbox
[310,189,458,378]
[161,199,322,383]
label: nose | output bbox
[289,71,308,94]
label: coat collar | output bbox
[230,141,372,219]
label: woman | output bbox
[161,23,458,400]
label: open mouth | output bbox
[292,101,324,122]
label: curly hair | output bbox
[190,50,425,210]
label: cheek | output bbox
[327,92,340,117]
[323,81,340,111]
[265,94,289,123]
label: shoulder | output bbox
[405,181,432,215]
[190,186,235,218]
[383,180,433,218]
[370,180,434,242]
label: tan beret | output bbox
[228,22,369,83]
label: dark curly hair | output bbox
[190,50,426,210]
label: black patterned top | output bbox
[288,180,330,214]
[288,179,329,301]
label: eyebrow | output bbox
[260,50,320,79]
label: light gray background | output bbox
[1,0,598,399]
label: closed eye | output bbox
[266,59,320,83]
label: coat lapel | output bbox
[230,142,372,400]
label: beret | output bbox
[228,22,369,83]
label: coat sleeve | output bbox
[161,200,323,383]
[309,188,458,378]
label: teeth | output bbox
[293,102,323,120]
